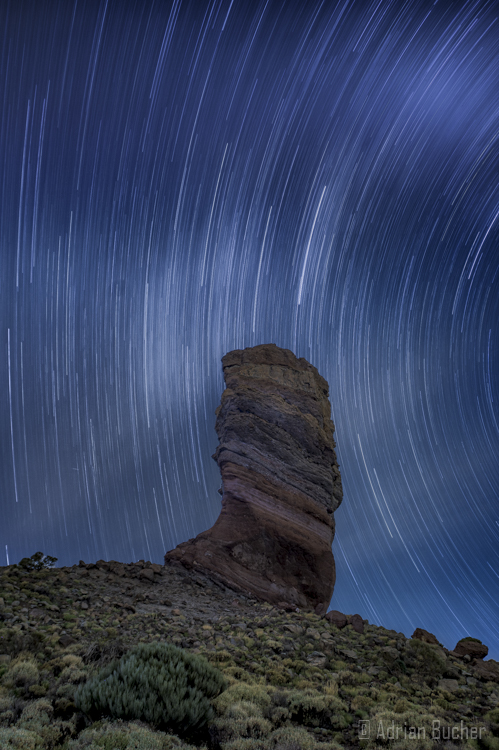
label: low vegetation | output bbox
[0,558,498,749]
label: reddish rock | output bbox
[325,610,348,628]
[349,614,365,634]
[471,659,499,682]
[412,628,440,645]
[165,344,343,612]
[454,638,488,660]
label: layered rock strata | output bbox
[164,343,343,612]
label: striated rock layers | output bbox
[164,344,343,613]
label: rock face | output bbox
[454,638,488,660]
[412,628,440,646]
[164,343,343,612]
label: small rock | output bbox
[438,678,459,692]
[338,648,358,660]
[139,568,154,582]
[306,651,327,668]
[325,610,347,628]
[80,602,89,610]
[367,666,380,675]
[412,628,440,645]
[28,608,46,619]
[0,654,11,665]
[150,563,163,574]
[283,623,304,635]
[59,634,76,647]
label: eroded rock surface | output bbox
[165,343,343,612]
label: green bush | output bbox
[0,727,45,749]
[66,720,195,749]
[75,642,226,733]
[2,658,39,690]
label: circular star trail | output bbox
[1,0,498,657]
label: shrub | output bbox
[485,708,499,736]
[364,707,447,750]
[0,727,45,749]
[66,719,194,749]
[17,552,57,572]
[2,658,39,690]
[211,714,272,744]
[75,642,226,733]
[213,683,273,714]
[285,688,349,729]
[403,641,445,681]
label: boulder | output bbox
[438,679,460,692]
[381,646,401,662]
[411,628,440,645]
[325,610,347,628]
[306,651,328,668]
[165,344,343,612]
[348,614,365,634]
[454,638,488,660]
[472,659,499,683]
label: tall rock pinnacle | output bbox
[164,344,343,612]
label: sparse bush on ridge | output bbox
[17,552,58,572]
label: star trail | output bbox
[1,0,498,657]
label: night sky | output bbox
[1,0,498,659]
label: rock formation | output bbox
[454,638,488,660]
[164,343,343,613]
[411,628,441,646]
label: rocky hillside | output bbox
[1,558,498,749]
